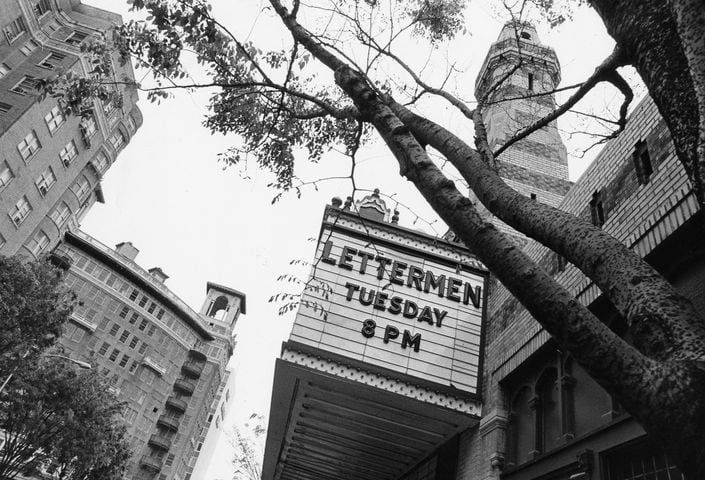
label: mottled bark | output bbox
[335,66,705,480]
[391,103,705,362]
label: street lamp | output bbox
[0,354,91,395]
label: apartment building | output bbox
[0,0,141,256]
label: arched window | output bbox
[536,367,561,453]
[567,358,613,436]
[508,386,534,466]
[206,295,229,321]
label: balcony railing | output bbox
[156,414,179,432]
[139,455,162,473]
[148,434,171,451]
[181,360,203,378]
[70,313,98,332]
[188,348,207,362]
[142,356,166,376]
[165,396,187,413]
[174,378,195,395]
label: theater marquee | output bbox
[290,211,487,395]
[263,198,488,480]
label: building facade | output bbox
[0,0,141,257]
[263,21,697,480]
[51,231,246,480]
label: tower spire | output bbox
[471,21,573,239]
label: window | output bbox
[3,17,27,43]
[109,323,120,336]
[590,191,605,227]
[138,343,147,354]
[119,330,130,343]
[72,176,90,200]
[520,31,531,40]
[10,196,32,226]
[72,328,86,343]
[35,167,56,195]
[64,31,87,45]
[19,39,39,56]
[10,76,39,95]
[59,140,78,167]
[156,308,165,320]
[1,162,14,190]
[126,116,136,132]
[92,151,108,173]
[129,312,139,325]
[633,140,653,185]
[139,296,148,308]
[34,0,52,17]
[147,302,156,314]
[129,337,139,349]
[604,440,684,480]
[0,234,5,250]
[139,319,148,331]
[129,289,139,301]
[80,115,98,145]
[0,102,11,113]
[119,306,129,319]
[148,325,156,337]
[109,348,120,362]
[44,106,65,133]
[0,63,10,78]
[98,341,110,356]
[119,354,130,368]
[50,202,71,226]
[129,360,138,373]
[103,97,117,116]
[37,51,65,69]
[528,72,534,91]
[108,130,126,151]
[17,131,41,160]
[28,230,50,256]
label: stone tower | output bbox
[473,21,573,237]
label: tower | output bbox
[473,21,572,237]
[199,281,246,334]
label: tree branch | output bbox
[493,46,632,158]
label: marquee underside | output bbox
[262,359,479,480]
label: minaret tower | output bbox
[472,21,573,237]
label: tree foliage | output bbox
[0,358,130,480]
[44,0,705,476]
[0,256,75,375]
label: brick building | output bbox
[262,21,696,480]
[0,0,141,257]
[51,231,246,480]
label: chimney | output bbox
[148,267,169,283]
[115,242,139,261]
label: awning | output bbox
[263,354,480,480]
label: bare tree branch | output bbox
[493,45,632,157]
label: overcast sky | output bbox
[80,1,628,478]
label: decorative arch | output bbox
[507,385,534,466]
[206,295,230,321]
[535,367,560,454]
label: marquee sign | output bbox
[289,214,487,396]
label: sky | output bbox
[79,1,626,478]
